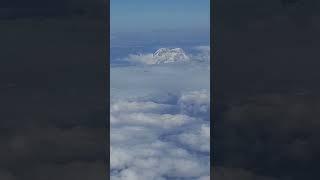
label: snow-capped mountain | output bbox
[152,48,190,64]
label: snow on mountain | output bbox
[126,47,210,65]
[152,48,190,64]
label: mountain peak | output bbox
[152,48,189,64]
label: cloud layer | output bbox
[111,48,210,179]
[111,93,210,180]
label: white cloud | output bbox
[113,113,196,129]
[110,97,210,179]
[111,139,209,180]
[111,47,210,179]
[125,53,156,65]
[110,146,133,170]
[192,46,210,63]
[111,101,176,114]
[179,90,210,119]
[194,46,210,52]
[197,176,210,180]
[167,123,210,153]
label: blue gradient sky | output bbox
[111,0,210,33]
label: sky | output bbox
[111,0,210,33]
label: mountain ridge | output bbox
[152,48,190,64]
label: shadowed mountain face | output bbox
[213,0,320,179]
[0,0,108,179]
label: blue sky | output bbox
[111,0,210,33]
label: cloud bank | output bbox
[111,48,210,179]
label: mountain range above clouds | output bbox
[125,47,210,65]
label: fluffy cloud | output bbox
[191,46,210,62]
[179,90,210,120]
[125,53,155,65]
[167,123,210,153]
[111,52,210,179]
[110,97,210,179]
[197,176,210,180]
[111,101,177,114]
